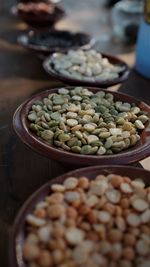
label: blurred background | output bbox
[0,0,143,55]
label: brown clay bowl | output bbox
[13,86,150,166]
[11,4,65,28]
[9,165,150,267]
[43,53,130,88]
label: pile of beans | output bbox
[50,49,124,81]
[23,174,150,267]
[27,87,149,155]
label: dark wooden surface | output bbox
[0,1,150,267]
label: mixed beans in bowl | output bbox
[13,86,150,165]
[10,165,150,267]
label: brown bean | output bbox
[87,210,97,224]
[23,243,40,261]
[37,250,53,267]
[78,176,89,189]
[78,204,91,215]
[47,204,65,219]
[124,234,136,246]
[110,175,123,188]
[66,207,78,219]
[108,229,123,243]
[34,208,47,219]
[122,247,135,261]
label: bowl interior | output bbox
[43,53,130,88]
[10,165,150,267]
[13,86,150,166]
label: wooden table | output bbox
[0,1,150,266]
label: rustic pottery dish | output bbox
[11,3,65,28]
[43,53,130,88]
[13,87,150,166]
[17,30,92,55]
[10,165,150,267]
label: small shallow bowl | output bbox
[11,4,65,28]
[17,30,92,55]
[13,86,150,166]
[43,53,130,88]
[10,165,150,267]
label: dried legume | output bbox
[50,49,125,82]
[23,174,150,267]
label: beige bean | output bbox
[120,183,133,194]
[126,213,141,227]
[136,239,150,256]
[37,250,53,267]
[131,198,149,212]
[47,204,65,219]
[98,211,111,223]
[51,184,65,192]
[23,243,40,261]
[63,177,78,190]
[106,189,121,204]
[108,229,123,242]
[65,227,85,245]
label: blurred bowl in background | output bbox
[11,2,65,28]
[17,30,92,55]
[43,52,130,88]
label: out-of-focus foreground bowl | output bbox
[10,165,150,267]
[13,86,150,166]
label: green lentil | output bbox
[37,111,45,117]
[28,112,37,122]
[81,145,93,155]
[29,123,38,132]
[104,138,113,149]
[41,130,54,141]
[71,146,81,153]
[75,131,83,139]
[41,115,46,122]
[67,138,78,147]
[99,132,111,139]
[59,122,68,132]
[41,122,49,129]
[58,133,70,142]
[97,146,106,155]
[53,96,65,105]
[52,105,62,111]
[51,112,61,120]
[61,143,71,151]
[87,135,99,144]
